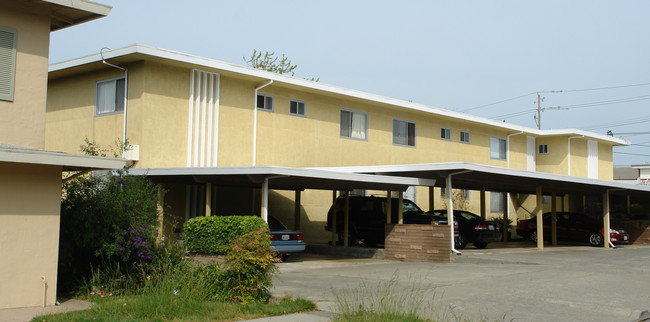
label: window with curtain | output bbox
[460,130,470,144]
[393,119,415,146]
[95,77,125,115]
[490,136,507,160]
[340,109,367,140]
[441,127,451,141]
[290,99,306,116]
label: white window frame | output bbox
[289,99,306,117]
[393,118,416,147]
[340,108,368,141]
[490,136,507,160]
[460,130,470,144]
[441,127,451,141]
[95,77,126,116]
[0,26,17,102]
[538,144,549,154]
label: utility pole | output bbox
[536,93,541,130]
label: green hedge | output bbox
[184,216,268,254]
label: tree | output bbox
[243,50,319,82]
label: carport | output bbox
[128,166,436,247]
[316,162,650,252]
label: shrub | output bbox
[58,169,161,293]
[216,227,280,303]
[184,215,268,254]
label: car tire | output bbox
[337,230,358,246]
[455,235,467,249]
[530,231,538,243]
[473,242,488,249]
[588,232,604,247]
[280,254,290,262]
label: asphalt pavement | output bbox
[269,243,650,321]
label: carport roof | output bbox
[126,166,435,191]
[313,162,650,197]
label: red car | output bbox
[516,212,629,246]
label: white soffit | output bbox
[49,44,628,146]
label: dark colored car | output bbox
[268,215,305,261]
[428,209,502,249]
[325,196,456,245]
[516,212,629,247]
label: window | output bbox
[490,192,503,212]
[441,188,470,200]
[95,77,125,115]
[440,187,447,198]
[340,109,367,140]
[461,189,470,200]
[290,99,305,116]
[490,136,507,160]
[256,93,274,111]
[538,144,548,154]
[542,195,550,204]
[460,130,470,144]
[0,26,17,101]
[441,127,451,141]
[393,119,416,147]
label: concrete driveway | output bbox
[271,245,650,321]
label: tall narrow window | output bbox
[490,136,507,160]
[441,127,451,141]
[256,93,274,111]
[0,26,18,101]
[95,77,125,115]
[490,192,503,212]
[393,119,416,147]
[340,109,367,140]
[290,99,306,116]
[460,130,470,144]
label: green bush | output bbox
[215,227,280,303]
[59,170,161,293]
[184,215,268,254]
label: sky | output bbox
[50,0,650,166]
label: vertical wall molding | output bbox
[187,69,220,167]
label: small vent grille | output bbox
[0,27,17,101]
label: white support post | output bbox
[261,178,269,223]
[331,190,337,245]
[447,176,457,253]
[551,192,557,246]
[205,183,212,217]
[398,191,404,224]
[344,191,350,247]
[604,191,611,249]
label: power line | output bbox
[547,95,650,111]
[460,92,537,113]
[614,151,650,157]
[554,82,650,93]
[583,115,650,131]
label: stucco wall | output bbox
[0,5,50,149]
[0,162,62,309]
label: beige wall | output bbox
[0,162,62,309]
[0,5,51,149]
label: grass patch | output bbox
[33,296,315,321]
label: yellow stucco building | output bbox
[0,0,127,310]
[45,45,628,243]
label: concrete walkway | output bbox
[0,298,92,322]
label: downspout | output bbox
[567,136,584,176]
[101,48,129,158]
[506,131,524,169]
[253,80,274,166]
[447,170,472,255]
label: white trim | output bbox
[0,145,125,169]
[49,44,629,147]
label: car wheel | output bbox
[280,254,290,262]
[337,230,358,246]
[530,231,538,243]
[473,242,488,249]
[588,232,604,247]
[455,234,467,249]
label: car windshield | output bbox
[403,200,423,213]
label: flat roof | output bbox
[37,0,111,31]
[0,145,125,171]
[48,44,628,146]
[313,162,650,197]
[127,166,435,191]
